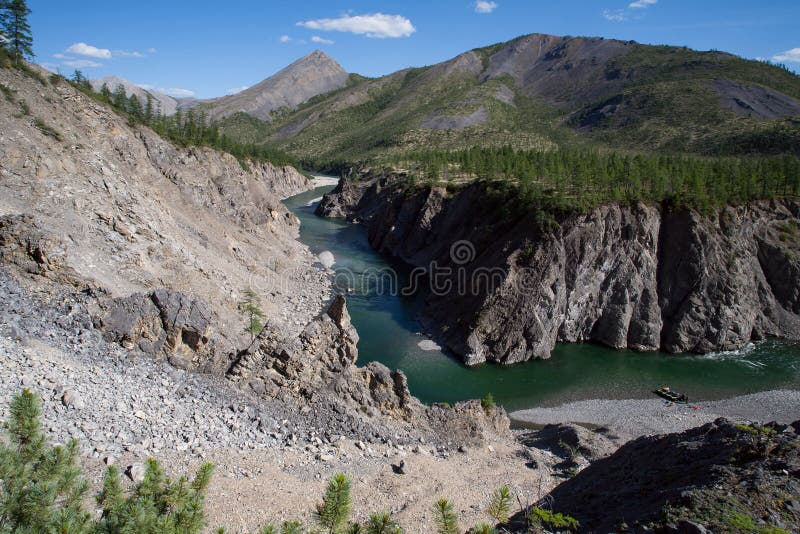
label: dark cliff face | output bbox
[316,177,800,365]
[517,418,800,533]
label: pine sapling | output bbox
[433,498,459,534]
[316,473,352,534]
[469,524,498,534]
[365,512,403,534]
[0,389,91,533]
[486,485,512,524]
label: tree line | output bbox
[390,146,800,213]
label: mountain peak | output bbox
[200,49,349,121]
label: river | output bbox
[284,184,800,412]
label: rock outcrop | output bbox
[92,289,218,371]
[317,176,800,364]
[523,418,800,533]
[228,295,511,443]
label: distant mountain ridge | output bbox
[214,32,800,161]
[90,50,350,121]
[193,50,350,121]
[89,75,181,116]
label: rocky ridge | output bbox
[317,175,800,364]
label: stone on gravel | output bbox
[126,463,146,483]
[61,389,84,410]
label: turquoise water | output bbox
[285,185,800,411]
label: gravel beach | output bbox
[510,390,800,440]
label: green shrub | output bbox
[480,393,496,411]
[529,506,580,532]
[0,82,15,101]
[33,116,62,141]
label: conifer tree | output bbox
[486,485,512,524]
[2,0,33,65]
[127,93,143,121]
[365,512,403,534]
[0,390,92,532]
[316,473,352,534]
[96,458,214,533]
[112,84,127,110]
[100,82,112,102]
[240,286,266,342]
[433,499,459,534]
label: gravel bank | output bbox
[311,175,341,187]
[510,390,800,440]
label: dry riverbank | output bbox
[510,389,800,440]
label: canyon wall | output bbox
[318,175,800,365]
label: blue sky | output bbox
[30,0,800,99]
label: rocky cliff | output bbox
[317,175,800,364]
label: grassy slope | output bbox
[216,35,800,165]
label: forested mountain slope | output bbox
[218,33,800,165]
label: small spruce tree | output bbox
[316,473,352,534]
[240,286,266,342]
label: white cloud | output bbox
[603,9,627,21]
[629,0,657,8]
[297,13,416,39]
[52,53,68,59]
[63,59,103,68]
[139,84,195,98]
[226,85,249,95]
[311,35,334,45]
[65,42,112,59]
[147,47,157,54]
[773,48,800,63]
[161,87,195,97]
[279,35,292,43]
[475,1,498,14]
[114,50,145,58]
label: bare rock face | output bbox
[317,176,800,365]
[0,214,67,277]
[92,289,216,371]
